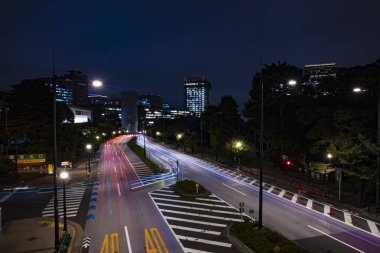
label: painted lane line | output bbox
[344,212,353,225]
[279,190,286,198]
[221,183,247,196]
[117,183,121,196]
[307,225,365,253]
[176,235,232,248]
[151,197,234,208]
[150,193,180,198]
[367,220,380,236]
[184,247,213,253]
[160,209,244,222]
[170,225,221,235]
[195,198,224,203]
[156,203,241,215]
[165,216,227,227]
[124,226,133,253]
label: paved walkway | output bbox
[0,217,83,253]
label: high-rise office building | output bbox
[121,91,138,133]
[184,77,211,117]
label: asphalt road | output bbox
[141,136,380,253]
[83,136,183,253]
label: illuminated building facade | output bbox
[184,77,211,117]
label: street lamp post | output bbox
[176,134,182,149]
[259,74,297,230]
[86,144,92,173]
[59,171,69,232]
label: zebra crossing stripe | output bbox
[170,225,221,235]
[151,197,235,208]
[195,198,224,203]
[176,235,232,248]
[183,247,213,253]
[157,203,241,215]
[161,209,244,222]
[164,216,227,227]
[150,193,180,198]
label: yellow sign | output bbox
[145,227,169,253]
[17,158,46,164]
[48,164,53,174]
[100,233,120,253]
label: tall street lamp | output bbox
[59,170,69,232]
[86,144,92,173]
[259,76,297,230]
[176,134,182,149]
[353,85,380,209]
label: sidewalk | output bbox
[0,217,83,253]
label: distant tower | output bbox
[184,77,211,117]
[121,91,138,132]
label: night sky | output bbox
[1,0,379,109]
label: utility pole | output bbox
[259,70,264,230]
[52,52,59,247]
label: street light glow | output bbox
[86,144,92,150]
[235,141,242,148]
[92,80,103,88]
[60,171,69,180]
[327,153,333,159]
[177,134,182,140]
[156,131,161,136]
[353,87,364,93]
[288,80,297,86]
[96,135,100,140]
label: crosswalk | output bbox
[150,187,242,253]
[127,151,169,186]
[41,186,85,218]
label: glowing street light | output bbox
[326,153,333,159]
[86,144,92,173]
[156,131,161,136]
[92,80,103,88]
[287,79,297,86]
[96,135,100,140]
[59,170,69,232]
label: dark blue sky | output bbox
[1,0,379,109]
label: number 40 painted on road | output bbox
[145,227,169,253]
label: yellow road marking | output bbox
[145,227,169,253]
[100,234,109,253]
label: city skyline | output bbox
[1,1,379,109]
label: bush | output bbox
[230,221,307,253]
[175,179,207,195]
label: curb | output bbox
[67,220,84,253]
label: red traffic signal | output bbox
[284,160,292,167]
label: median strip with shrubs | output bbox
[127,137,161,173]
[229,221,307,253]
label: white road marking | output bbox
[176,235,232,247]
[291,194,298,203]
[160,209,244,222]
[307,225,365,253]
[306,199,313,209]
[124,226,133,253]
[324,205,331,215]
[170,225,221,235]
[151,197,234,208]
[156,203,240,215]
[279,190,286,197]
[344,212,353,225]
[249,179,256,185]
[367,220,380,236]
[195,197,224,203]
[117,183,121,196]
[183,247,213,253]
[164,216,227,227]
[222,183,247,196]
[267,186,274,192]
[156,190,175,193]
[150,193,180,198]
